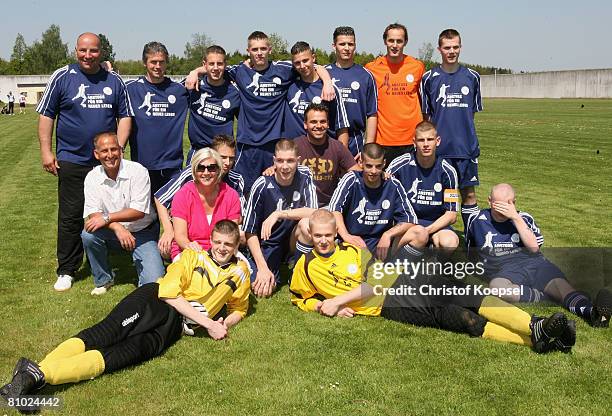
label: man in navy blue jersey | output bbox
[154,134,245,258]
[126,42,189,194]
[465,183,612,328]
[387,121,460,252]
[283,41,349,142]
[330,143,427,260]
[186,31,335,194]
[325,26,378,158]
[243,139,318,297]
[37,32,133,292]
[420,29,483,225]
[186,45,241,164]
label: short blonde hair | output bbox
[191,148,224,184]
[309,209,337,230]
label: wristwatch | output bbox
[103,213,111,224]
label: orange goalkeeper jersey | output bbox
[365,55,425,146]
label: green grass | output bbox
[0,100,611,415]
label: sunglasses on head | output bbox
[196,163,219,173]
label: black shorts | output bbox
[76,283,183,373]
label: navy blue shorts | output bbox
[234,141,277,195]
[247,241,290,284]
[449,158,479,189]
[491,257,565,292]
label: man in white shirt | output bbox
[81,132,165,295]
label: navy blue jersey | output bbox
[420,65,482,159]
[242,166,317,245]
[465,208,545,273]
[126,77,188,170]
[386,152,459,222]
[325,63,377,154]
[154,167,245,211]
[329,171,417,251]
[283,78,348,139]
[36,63,133,165]
[226,61,295,146]
[188,77,241,149]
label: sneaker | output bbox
[554,320,577,353]
[53,274,73,292]
[591,288,612,328]
[530,312,568,353]
[0,358,45,401]
[90,285,110,296]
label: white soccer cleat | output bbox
[54,274,73,292]
[90,286,109,296]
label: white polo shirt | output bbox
[83,159,156,232]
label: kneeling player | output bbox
[290,210,575,354]
[466,183,611,327]
[387,121,459,253]
[1,221,250,410]
[330,143,428,260]
[243,139,318,297]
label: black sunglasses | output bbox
[196,163,219,173]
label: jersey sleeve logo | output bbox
[443,189,459,203]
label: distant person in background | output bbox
[7,91,15,115]
[36,32,132,292]
[125,41,189,194]
[365,23,425,164]
[18,92,26,114]
[420,28,483,225]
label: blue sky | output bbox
[3,0,609,72]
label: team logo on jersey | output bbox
[436,83,450,107]
[72,83,90,107]
[407,178,422,203]
[434,182,442,192]
[292,191,301,202]
[483,232,498,250]
[273,77,281,85]
[351,81,360,90]
[461,86,470,95]
[222,99,231,109]
[406,74,414,83]
[138,91,156,116]
[289,90,303,112]
[103,87,113,96]
[381,200,390,209]
[168,94,176,104]
[247,73,262,95]
[511,233,520,243]
[195,92,211,115]
[347,264,358,275]
[352,197,367,224]
[312,96,322,104]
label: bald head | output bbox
[75,33,102,74]
[490,183,515,202]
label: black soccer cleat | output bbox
[0,358,45,401]
[590,288,612,328]
[554,319,577,353]
[530,312,568,353]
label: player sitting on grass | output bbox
[387,121,460,254]
[1,221,250,412]
[290,209,576,354]
[466,183,612,328]
[243,139,318,297]
[329,143,428,260]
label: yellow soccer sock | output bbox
[39,350,105,385]
[478,296,531,335]
[38,338,86,369]
[481,322,531,346]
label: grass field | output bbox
[0,100,610,415]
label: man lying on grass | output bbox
[1,220,249,412]
[290,209,575,354]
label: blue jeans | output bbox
[81,223,165,288]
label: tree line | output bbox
[0,25,512,76]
